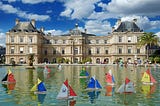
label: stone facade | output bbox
[5,19,146,64]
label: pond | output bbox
[0,65,160,106]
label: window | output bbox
[105,50,108,54]
[88,40,91,44]
[55,40,57,44]
[74,48,78,54]
[104,40,107,44]
[11,36,14,42]
[20,47,24,54]
[96,48,100,54]
[119,36,122,42]
[20,37,24,42]
[128,48,131,54]
[128,37,131,42]
[62,49,65,54]
[11,47,14,54]
[29,47,32,53]
[137,36,140,42]
[96,40,99,44]
[29,37,33,43]
[118,48,122,54]
[88,49,91,55]
[63,40,66,44]
[44,50,47,55]
[137,48,140,54]
[53,48,56,54]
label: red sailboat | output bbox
[1,69,16,84]
[57,79,77,100]
[105,70,116,85]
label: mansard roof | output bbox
[114,21,142,32]
[9,22,40,33]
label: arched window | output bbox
[52,58,56,63]
[44,58,48,63]
[96,58,100,64]
[74,58,78,63]
[74,48,78,54]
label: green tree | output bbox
[138,32,159,60]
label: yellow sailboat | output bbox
[141,69,156,85]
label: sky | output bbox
[1,0,160,46]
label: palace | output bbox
[5,19,146,64]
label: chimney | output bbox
[112,27,115,32]
[133,19,137,23]
[31,19,35,27]
[40,27,44,32]
[75,23,78,29]
[84,29,87,33]
[15,18,20,25]
[117,19,121,25]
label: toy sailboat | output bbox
[86,75,102,90]
[31,78,47,94]
[1,69,16,84]
[57,79,77,100]
[116,77,136,94]
[105,70,116,85]
[43,65,51,73]
[79,67,89,78]
[141,69,157,85]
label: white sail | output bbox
[56,83,68,99]
[117,82,135,93]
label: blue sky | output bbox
[0,0,160,46]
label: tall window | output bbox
[96,40,99,44]
[11,36,14,42]
[29,47,32,53]
[74,48,78,54]
[104,40,107,44]
[44,50,47,55]
[96,48,100,54]
[29,37,33,43]
[55,40,57,44]
[88,49,91,55]
[20,47,24,54]
[20,37,24,42]
[105,50,108,54]
[128,47,131,54]
[128,37,131,42]
[53,48,56,54]
[137,48,140,54]
[119,36,122,42]
[62,49,65,54]
[137,36,140,42]
[11,47,14,54]
[118,48,122,54]
[63,40,66,44]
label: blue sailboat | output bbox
[31,78,47,94]
[86,75,102,90]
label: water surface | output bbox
[0,65,160,106]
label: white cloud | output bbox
[0,32,6,47]
[106,0,160,17]
[60,0,100,19]
[85,20,112,35]
[0,2,50,21]
[21,0,55,4]
[45,29,66,35]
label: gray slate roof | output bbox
[9,22,40,33]
[114,21,142,32]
